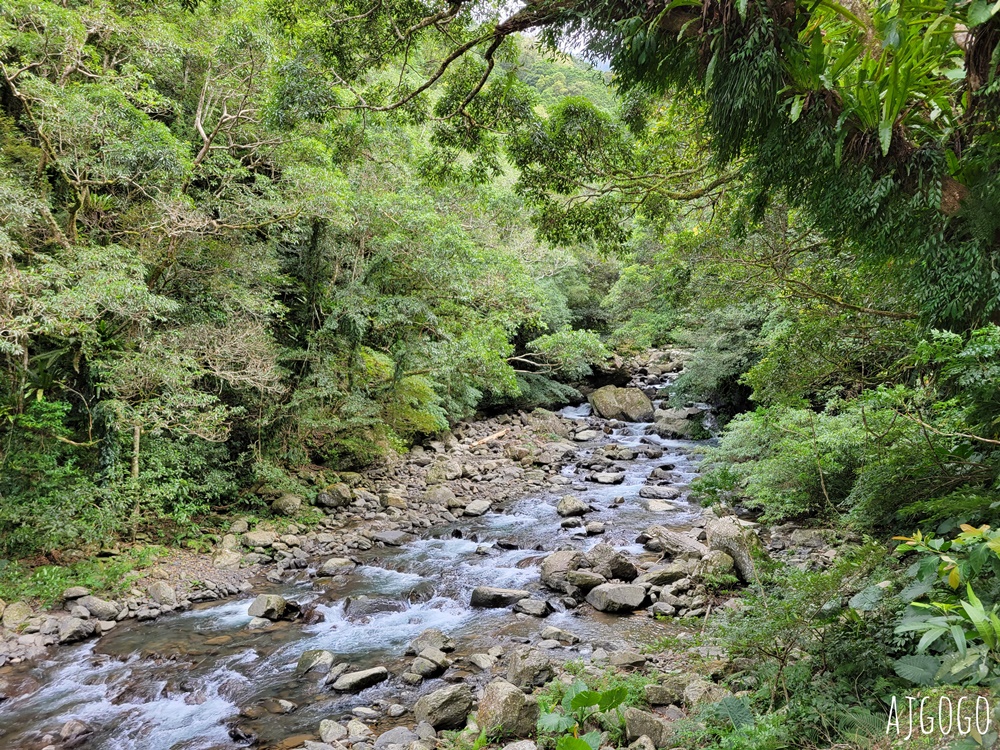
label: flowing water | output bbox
[0,400,708,750]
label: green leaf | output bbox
[538,712,577,734]
[597,686,628,711]
[706,696,755,729]
[967,0,1000,26]
[789,95,804,123]
[892,655,942,685]
[556,737,594,750]
[570,691,603,711]
[878,122,892,157]
[580,731,602,750]
[849,584,884,611]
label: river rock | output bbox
[698,550,736,578]
[586,583,647,613]
[683,677,732,706]
[506,648,553,688]
[706,516,768,582]
[589,386,654,422]
[374,727,420,750]
[272,493,302,516]
[247,594,288,620]
[243,530,277,548]
[638,485,682,500]
[297,649,336,675]
[647,417,695,439]
[344,596,406,619]
[585,544,638,582]
[574,430,599,441]
[319,720,348,743]
[638,526,708,557]
[624,707,674,746]
[513,598,551,617]
[644,676,688,706]
[556,495,589,517]
[331,666,389,692]
[318,557,357,576]
[471,586,530,608]
[540,550,582,592]
[414,683,473,729]
[373,530,412,546]
[422,486,456,506]
[593,472,625,484]
[62,587,90,600]
[58,616,96,643]
[78,595,120,620]
[539,626,579,644]
[477,678,541,737]
[318,483,352,508]
[2,602,33,630]
[60,719,91,740]
[637,562,689,586]
[407,628,455,654]
[147,581,177,607]
[463,499,491,516]
[213,549,242,570]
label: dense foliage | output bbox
[0,4,619,555]
[4,0,1000,745]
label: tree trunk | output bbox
[131,424,140,479]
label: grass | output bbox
[0,545,167,607]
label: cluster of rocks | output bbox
[0,578,230,665]
[277,620,735,750]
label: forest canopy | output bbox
[3,0,1000,572]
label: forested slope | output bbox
[0,5,621,555]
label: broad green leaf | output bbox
[893,655,942,685]
[556,737,594,750]
[598,686,628,711]
[570,691,602,711]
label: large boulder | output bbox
[330,667,389,692]
[243,530,277,548]
[58,616,95,644]
[78,596,120,620]
[589,386,654,422]
[374,727,420,750]
[422,486,457,507]
[470,587,530,608]
[318,557,357,577]
[414,684,474,729]
[623,707,675,747]
[297,650,336,675]
[638,526,708,557]
[506,648,553,688]
[317,483,352,508]
[556,495,590,517]
[407,628,456,655]
[540,550,582,592]
[706,517,768,583]
[2,601,32,629]
[585,584,647,613]
[585,544,638,582]
[477,678,541,737]
[272,493,302,516]
[247,594,288,620]
[147,581,177,607]
[637,562,690,586]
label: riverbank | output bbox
[0,349,847,750]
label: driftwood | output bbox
[469,428,508,447]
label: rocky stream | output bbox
[0,351,828,750]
